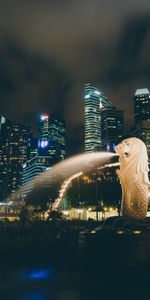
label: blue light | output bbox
[41,140,48,148]
[26,267,54,281]
[113,143,116,151]
[85,94,90,99]
[106,144,110,151]
[38,139,49,149]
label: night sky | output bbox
[0,0,150,154]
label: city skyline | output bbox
[1,84,149,201]
[0,1,149,154]
[1,83,150,154]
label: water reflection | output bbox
[26,267,54,281]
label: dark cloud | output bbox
[0,1,149,153]
[0,39,72,121]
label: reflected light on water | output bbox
[26,267,55,281]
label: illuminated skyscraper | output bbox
[38,114,66,163]
[0,115,6,131]
[101,107,124,152]
[134,88,150,125]
[132,88,150,161]
[38,114,49,139]
[84,83,112,152]
[22,156,52,197]
[132,121,150,160]
[0,115,7,190]
[29,137,38,159]
[8,123,30,195]
[0,120,30,200]
[49,116,66,160]
[0,117,11,200]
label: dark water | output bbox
[1,260,149,300]
[0,236,150,300]
[1,217,150,300]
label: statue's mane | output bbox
[122,138,149,176]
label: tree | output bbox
[67,177,97,207]
[25,184,60,219]
[19,206,30,223]
[47,210,62,221]
[26,187,48,208]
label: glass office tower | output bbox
[101,107,124,152]
[133,89,150,162]
[84,83,112,152]
[38,114,66,163]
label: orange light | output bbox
[41,115,49,121]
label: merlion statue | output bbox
[116,137,150,219]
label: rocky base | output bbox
[86,217,150,267]
[99,216,150,231]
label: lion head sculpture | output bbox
[116,137,150,219]
[116,137,149,175]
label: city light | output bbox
[91,230,96,234]
[40,140,49,148]
[133,230,141,235]
[40,115,49,121]
[94,90,100,95]
[85,94,90,99]
[117,230,125,235]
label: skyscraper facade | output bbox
[38,114,49,139]
[132,121,150,159]
[84,83,112,152]
[8,123,30,195]
[101,107,124,152]
[29,137,38,159]
[134,88,150,125]
[0,117,12,200]
[0,120,30,200]
[49,116,66,160]
[132,88,150,161]
[22,156,52,197]
[0,115,6,131]
[38,114,66,163]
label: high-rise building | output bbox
[22,156,52,198]
[101,107,124,152]
[133,88,150,162]
[0,115,6,131]
[38,114,49,139]
[0,115,7,179]
[84,83,112,152]
[0,120,30,200]
[134,88,150,125]
[0,117,12,200]
[8,123,30,195]
[29,137,38,159]
[38,114,66,163]
[49,115,66,160]
[131,121,150,160]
